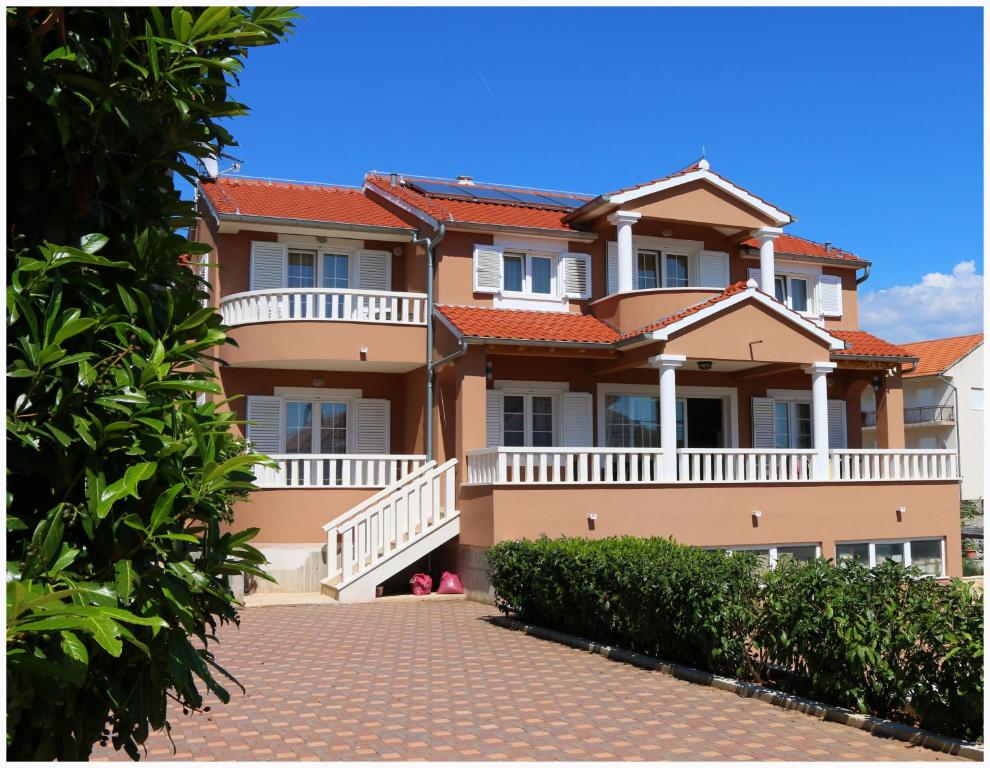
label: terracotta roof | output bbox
[830,330,916,359]
[619,281,751,340]
[365,174,587,233]
[741,233,868,266]
[200,177,412,229]
[436,305,619,345]
[899,333,983,377]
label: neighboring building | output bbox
[862,333,983,501]
[193,160,963,601]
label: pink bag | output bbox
[410,573,432,596]
[436,571,464,595]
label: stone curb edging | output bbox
[489,615,984,761]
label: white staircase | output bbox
[320,459,459,603]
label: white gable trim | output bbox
[607,169,792,226]
[647,284,844,351]
[364,181,440,230]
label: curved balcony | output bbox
[218,288,428,371]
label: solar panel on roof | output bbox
[408,179,586,208]
[408,180,468,196]
[540,195,587,208]
[464,187,520,202]
[502,190,558,206]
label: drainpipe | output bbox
[413,223,446,461]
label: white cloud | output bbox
[859,260,984,343]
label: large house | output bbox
[193,160,962,601]
[862,333,983,502]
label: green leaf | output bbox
[79,233,109,254]
[115,560,136,603]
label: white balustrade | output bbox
[220,288,428,327]
[466,447,960,485]
[828,449,958,482]
[324,459,458,586]
[254,454,427,489]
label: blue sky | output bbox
[190,6,983,341]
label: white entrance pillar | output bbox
[804,362,837,480]
[650,354,686,481]
[751,227,783,295]
[608,210,641,293]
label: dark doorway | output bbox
[686,398,724,448]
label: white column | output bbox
[650,354,686,481]
[804,362,837,480]
[751,227,782,294]
[608,210,641,294]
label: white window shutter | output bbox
[250,242,287,290]
[473,245,503,294]
[356,250,391,291]
[561,252,592,299]
[355,398,390,454]
[752,397,775,448]
[827,399,848,448]
[486,391,503,447]
[699,250,730,288]
[818,274,843,317]
[606,241,619,295]
[747,266,761,289]
[560,392,593,447]
[246,395,282,453]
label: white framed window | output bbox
[665,253,689,288]
[773,401,813,449]
[713,543,822,572]
[635,247,692,290]
[502,392,557,447]
[972,387,984,411]
[284,398,351,454]
[835,538,945,577]
[502,250,557,297]
[775,272,814,315]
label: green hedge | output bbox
[486,536,983,742]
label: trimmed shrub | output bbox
[486,537,983,742]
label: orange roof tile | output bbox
[200,177,412,229]
[741,233,868,265]
[365,174,586,233]
[899,334,983,377]
[436,305,619,345]
[619,282,752,340]
[830,330,916,359]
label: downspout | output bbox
[413,223,446,461]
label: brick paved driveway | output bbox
[93,600,964,761]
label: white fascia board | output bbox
[433,307,465,340]
[608,170,792,226]
[364,181,440,231]
[648,287,844,350]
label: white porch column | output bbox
[608,210,641,293]
[804,362,837,480]
[751,227,783,294]
[650,354,686,481]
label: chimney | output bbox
[824,241,832,253]
[390,173,398,187]
[456,175,474,185]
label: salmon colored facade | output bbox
[194,162,962,599]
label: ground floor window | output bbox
[773,401,812,449]
[285,400,348,454]
[713,543,821,572]
[835,538,944,577]
[502,393,555,447]
[604,393,726,449]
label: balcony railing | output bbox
[861,405,955,428]
[465,447,958,485]
[220,288,428,327]
[254,454,428,489]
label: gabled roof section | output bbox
[624,280,844,350]
[435,305,619,345]
[741,232,869,267]
[365,173,590,235]
[199,176,413,230]
[899,333,983,377]
[565,160,793,227]
[830,330,917,361]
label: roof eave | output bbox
[215,211,416,238]
[444,221,597,241]
[741,249,871,269]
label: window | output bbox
[774,273,816,315]
[322,253,349,289]
[288,249,317,287]
[285,399,349,454]
[665,254,689,288]
[605,394,660,448]
[836,539,945,577]
[502,392,556,447]
[637,250,660,289]
[502,251,556,297]
[973,387,984,411]
[773,401,812,448]
[719,544,821,571]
